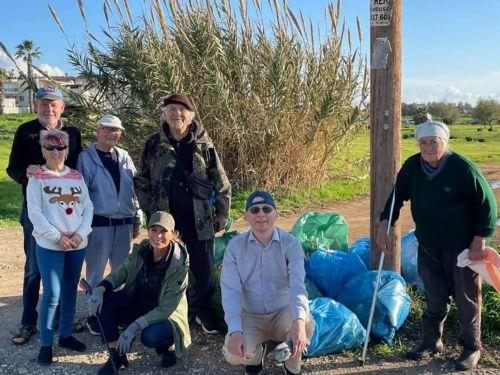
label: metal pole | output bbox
[360,188,396,366]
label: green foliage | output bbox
[50,0,368,190]
[472,98,500,127]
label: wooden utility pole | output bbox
[369,0,402,272]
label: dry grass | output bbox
[48,0,368,189]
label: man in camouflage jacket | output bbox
[135,93,231,333]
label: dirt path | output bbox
[0,163,498,374]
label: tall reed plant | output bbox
[51,0,368,189]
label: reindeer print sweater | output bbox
[27,166,93,251]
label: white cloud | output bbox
[403,71,500,104]
[1,50,66,77]
[37,63,65,77]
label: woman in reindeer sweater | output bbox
[27,129,93,365]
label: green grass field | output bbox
[1,114,499,225]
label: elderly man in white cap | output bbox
[77,114,142,335]
[376,115,497,371]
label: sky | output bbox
[1,0,500,104]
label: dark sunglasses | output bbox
[43,144,68,151]
[248,205,273,214]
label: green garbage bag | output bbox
[214,231,239,267]
[210,266,228,333]
[290,212,348,255]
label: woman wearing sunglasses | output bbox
[26,129,93,365]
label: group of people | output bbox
[6,87,312,374]
[6,86,496,374]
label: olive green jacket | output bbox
[105,239,191,357]
[134,121,231,241]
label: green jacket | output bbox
[105,239,191,357]
[134,121,231,241]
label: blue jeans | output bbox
[36,245,85,347]
[20,204,41,328]
[99,290,174,352]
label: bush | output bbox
[50,0,368,190]
[465,136,473,142]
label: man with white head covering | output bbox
[376,115,497,371]
[77,114,142,335]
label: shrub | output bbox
[50,0,368,190]
[465,136,473,142]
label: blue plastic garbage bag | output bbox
[348,237,370,268]
[291,212,348,255]
[401,230,425,292]
[305,276,323,300]
[337,271,411,344]
[305,298,366,357]
[307,249,367,299]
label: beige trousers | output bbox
[223,307,315,374]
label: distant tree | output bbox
[0,67,6,114]
[15,40,42,113]
[402,102,419,117]
[429,102,459,124]
[472,98,500,130]
[412,106,429,124]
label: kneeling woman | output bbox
[89,211,191,374]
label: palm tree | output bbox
[15,40,42,113]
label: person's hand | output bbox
[132,225,141,239]
[214,215,227,233]
[26,164,40,178]
[289,318,307,358]
[88,286,105,316]
[468,236,486,261]
[58,235,74,251]
[227,331,245,358]
[69,233,83,248]
[376,220,391,255]
[117,321,141,355]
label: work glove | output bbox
[88,286,105,316]
[117,321,141,355]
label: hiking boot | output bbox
[37,346,53,365]
[86,316,101,336]
[195,314,219,334]
[58,336,87,352]
[97,348,129,375]
[455,348,480,371]
[161,350,177,368]
[11,325,37,345]
[406,340,444,360]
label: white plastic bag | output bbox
[457,247,500,292]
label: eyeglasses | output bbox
[248,205,274,214]
[43,144,68,151]
[99,127,122,133]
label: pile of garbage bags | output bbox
[209,211,415,357]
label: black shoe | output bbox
[37,346,53,365]
[86,316,101,336]
[245,348,264,375]
[195,315,219,334]
[58,336,87,352]
[161,350,177,368]
[455,348,480,371]
[406,340,444,360]
[282,363,300,374]
[97,348,129,375]
[11,325,37,345]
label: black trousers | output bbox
[184,237,215,319]
[418,245,481,350]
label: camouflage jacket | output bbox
[134,121,231,241]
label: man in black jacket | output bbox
[6,86,82,345]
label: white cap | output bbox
[98,114,124,130]
[415,114,450,141]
